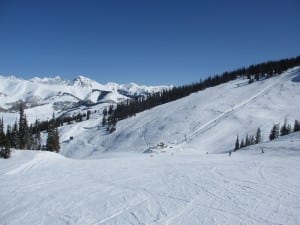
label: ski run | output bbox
[1,133,300,225]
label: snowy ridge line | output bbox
[185,69,292,143]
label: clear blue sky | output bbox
[0,0,299,85]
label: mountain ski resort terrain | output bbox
[1,57,300,225]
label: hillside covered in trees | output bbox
[104,56,300,131]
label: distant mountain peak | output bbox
[72,75,98,88]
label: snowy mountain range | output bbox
[0,74,170,122]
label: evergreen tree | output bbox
[11,121,19,148]
[103,108,108,117]
[46,113,60,152]
[0,146,11,159]
[78,113,83,122]
[250,135,255,145]
[108,105,113,115]
[294,120,300,132]
[6,125,12,148]
[240,139,245,148]
[0,117,4,147]
[280,119,290,136]
[46,122,54,152]
[269,124,280,140]
[254,73,260,81]
[0,137,11,159]
[18,102,30,149]
[102,115,106,127]
[52,126,60,153]
[28,125,34,150]
[255,128,262,144]
[86,110,91,120]
[287,124,292,135]
[234,135,240,151]
[245,134,251,146]
[274,124,280,139]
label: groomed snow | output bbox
[1,133,300,225]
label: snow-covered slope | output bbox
[0,75,169,124]
[60,67,300,157]
[1,67,299,225]
[1,133,299,225]
[1,67,299,157]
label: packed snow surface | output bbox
[1,133,300,225]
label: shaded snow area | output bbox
[1,133,300,225]
[60,67,300,157]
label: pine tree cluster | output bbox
[31,110,92,134]
[270,119,299,141]
[105,56,300,132]
[0,105,95,158]
[0,102,61,158]
[234,119,300,151]
[234,128,262,151]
